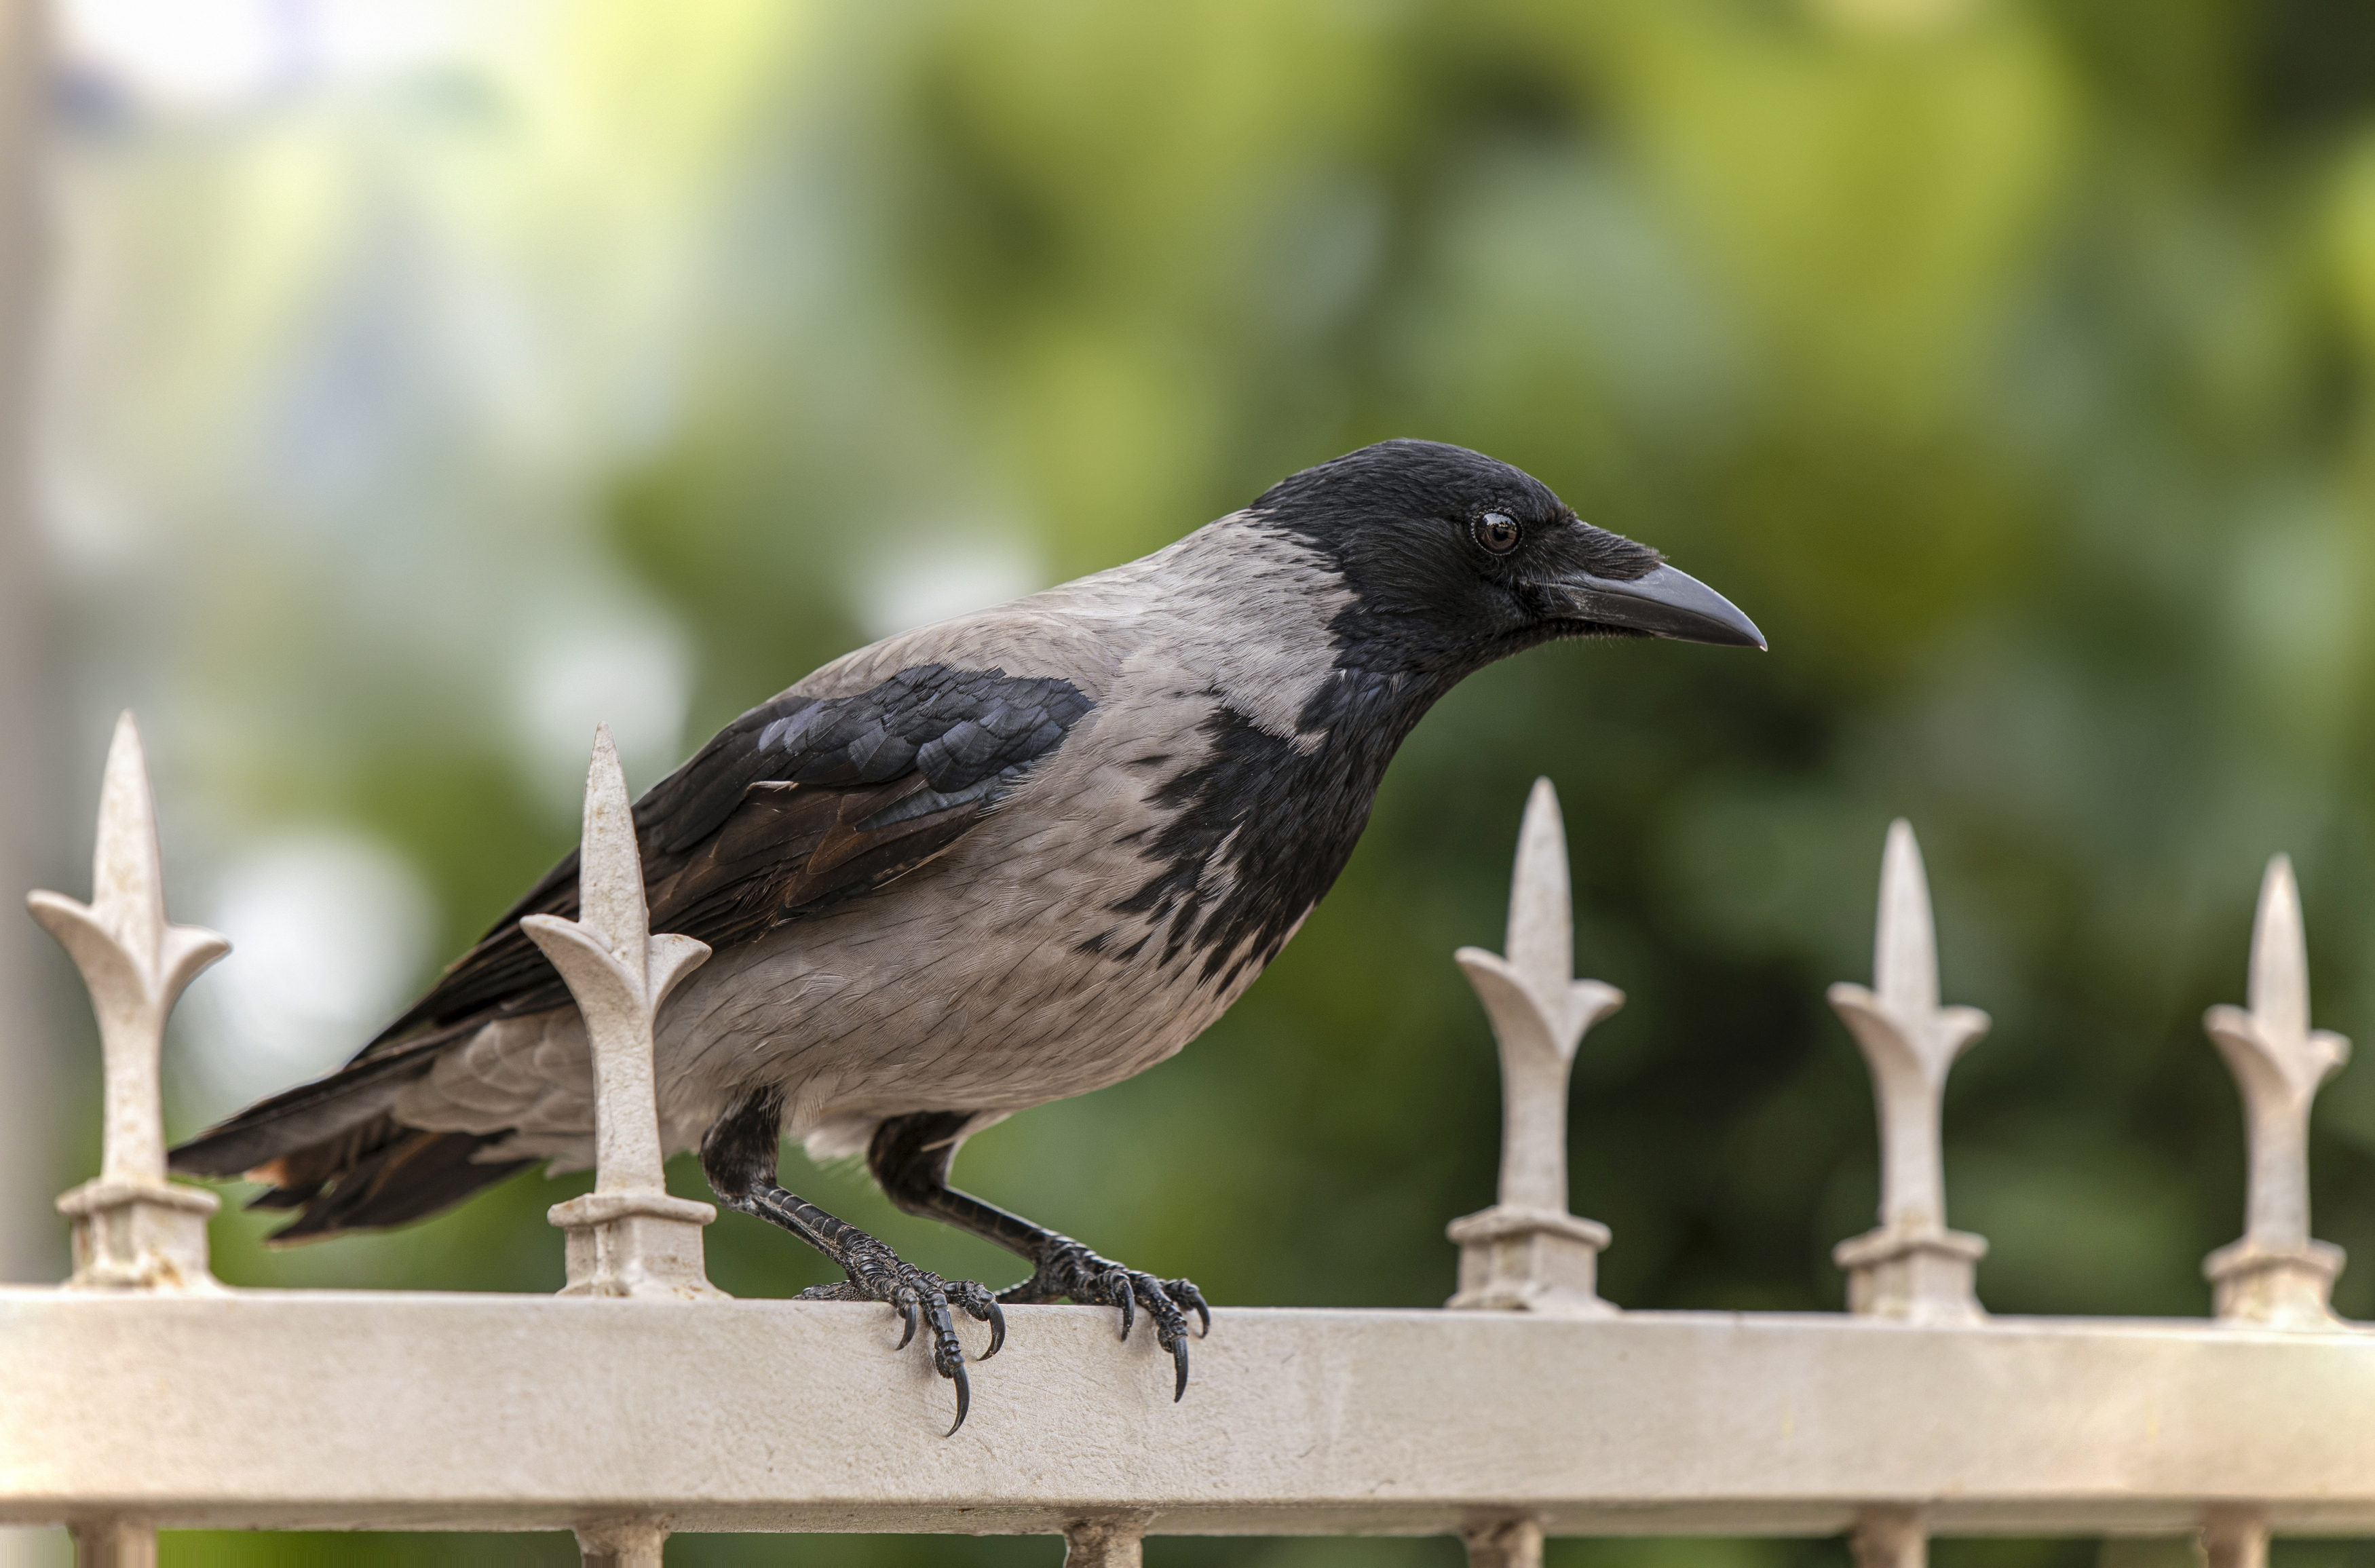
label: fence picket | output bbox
[2201,856,2350,1328]
[527,725,725,1303]
[1829,819,1990,1324]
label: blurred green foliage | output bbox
[35,0,2375,1563]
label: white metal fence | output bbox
[4,714,2370,1568]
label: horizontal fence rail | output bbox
[4,1298,2372,1538]
[5,715,2370,1568]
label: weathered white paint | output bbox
[525,726,721,1301]
[28,714,228,1294]
[2201,855,2349,1328]
[1446,779,1623,1316]
[3,1293,2374,1537]
[1829,820,1988,1325]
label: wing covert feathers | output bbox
[165,661,1095,1241]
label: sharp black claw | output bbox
[1005,1241,1208,1404]
[1175,1281,1212,1337]
[946,1360,971,1437]
[755,1196,1000,1434]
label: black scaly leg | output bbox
[698,1090,1004,1435]
[869,1111,1211,1402]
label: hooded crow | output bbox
[170,438,1762,1431]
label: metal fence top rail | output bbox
[5,1293,2374,1540]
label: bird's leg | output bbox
[870,1111,1210,1401]
[698,1090,1003,1434]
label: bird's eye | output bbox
[1475,512,1521,555]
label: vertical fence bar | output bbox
[2200,856,2347,1328]
[33,714,228,1291]
[1447,779,1624,1316]
[1829,820,1988,1324]
[1062,1518,1151,1567]
[528,725,723,1301]
[1850,1506,1925,1568]
[1461,1518,1544,1568]
[66,1521,155,1568]
[572,1518,669,1568]
[2197,1507,2270,1568]
[0,0,50,1289]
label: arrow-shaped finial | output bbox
[1459,779,1625,1080]
[2201,854,2349,1326]
[29,713,230,1184]
[1447,778,1623,1316]
[526,725,722,1300]
[35,712,229,1289]
[1829,818,1989,1322]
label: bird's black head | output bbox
[1253,440,1763,679]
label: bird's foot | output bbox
[734,1185,1003,1434]
[998,1236,1210,1400]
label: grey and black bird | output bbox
[170,438,1762,1431]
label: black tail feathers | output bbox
[168,1031,529,1243]
[252,1120,530,1244]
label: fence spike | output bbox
[1829,819,1989,1324]
[33,712,227,1290]
[529,725,725,1300]
[1447,778,1623,1316]
[2200,855,2349,1328]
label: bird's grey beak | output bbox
[1548,563,1766,650]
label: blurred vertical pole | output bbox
[0,0,49,1286]
[0,3,66,1564]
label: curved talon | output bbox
[946,1360,971,1437]
[998,1238,1209,1403]
[1171,1279,1211,1337]
[740,1188,999,1435]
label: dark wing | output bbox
[170,662,1094,1184]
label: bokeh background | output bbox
[7,0,2375,1563]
